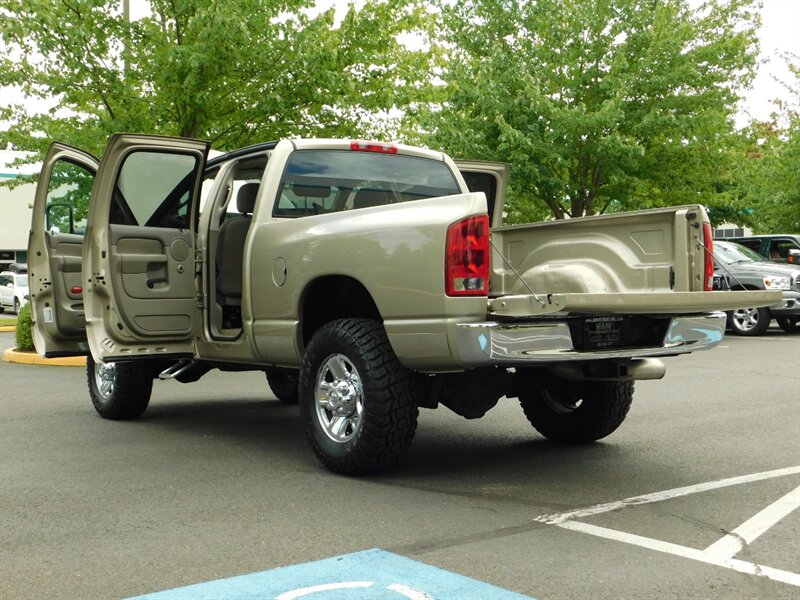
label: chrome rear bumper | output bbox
[454,312,727,367]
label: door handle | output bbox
[146,277,168,289]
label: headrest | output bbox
[237,183,259,214]
[353,188,390,210]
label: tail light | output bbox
[703,222,714,291]
[446,215,490,296]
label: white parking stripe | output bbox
[535,465,800,525]
[534,467,800,587]
[559,521,800,587]
[703,485,800,560]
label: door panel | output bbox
[28,143,98,357]
[83,134,209,361]
[108,225,194,336]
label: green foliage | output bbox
[725,57,800,233]
[413,0,760,221]
[15,303,34,352]
[0,0,438,159]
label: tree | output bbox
[413,0,760,222]
[725,56,800,233]
[0,0,435,159]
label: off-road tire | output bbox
[519,377,634,443]
[776,316,799,334]
[266,370,299,404]
[728,307,771,336]
[87,354,153,420]
[299,319,419,475]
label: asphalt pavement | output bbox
[1,328,798,599]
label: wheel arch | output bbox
[300,275,381,346]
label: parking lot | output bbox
[1,327,798,599]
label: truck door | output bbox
[455,160,509,226]
[28,143,99,357]
[83,134,210,362]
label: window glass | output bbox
[274,150,460,218]
[46,159,95,234]
[112,151,198,228]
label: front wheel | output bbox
[519,377,633,443]
[776,316,799,334]
[87,354,154,420]
[13,298,20,315]
[728,307,770,336]
[299,319,419,475]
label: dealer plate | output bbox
[583,316,624,349]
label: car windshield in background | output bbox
[714,241,767,264]
[274,150,461,217]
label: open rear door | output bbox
[455,160,509,227]
[83,134,210,362]
[28,143,99,357]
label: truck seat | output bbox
[353,188,391,209]
[216,183,258,308]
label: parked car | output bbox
[723,234,800,265]
[714,241,800,335]
[0,267,29,315]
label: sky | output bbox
[4,0,800,131]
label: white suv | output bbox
[0,269,29,314]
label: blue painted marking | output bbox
[478,333,488,352]
[128,549,534,600]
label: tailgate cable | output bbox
[489,238,547,307]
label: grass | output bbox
[0,315,18,326]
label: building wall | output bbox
[0,150,37,269]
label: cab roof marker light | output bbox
[350,141,398,154]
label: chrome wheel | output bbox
[729,306,769,336]
[315,353,364,443]
[94,361,116,400]
[731,308,760,332]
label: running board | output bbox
[159,359,196,380]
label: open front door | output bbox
[28,143,99,357]
[455,160,509,227]
[83,134,210,362]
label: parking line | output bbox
[559,521,800,587]
[534,467,800,588]
[534,465,800,525]
[703,485,800,560]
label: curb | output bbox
[0,326,16,332]
[2,347,86,367]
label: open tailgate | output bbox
[489,290,783,318]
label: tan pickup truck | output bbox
[28,135,778,475]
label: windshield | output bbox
[714,241,767,265]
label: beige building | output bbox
[0,150,37,269]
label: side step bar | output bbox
[159,359,196,380]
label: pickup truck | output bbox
[28,135,779,475]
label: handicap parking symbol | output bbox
[128,548,534,600]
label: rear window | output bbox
[273,150,460,218]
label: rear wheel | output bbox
[728,307,770,336]
[519,377,633,443]
[776,316,799,333]
[299,319,419,475]
[266,370,299,404]
[13,298,20,315]
[87,354,153,420]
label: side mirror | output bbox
[787,249,800,265]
